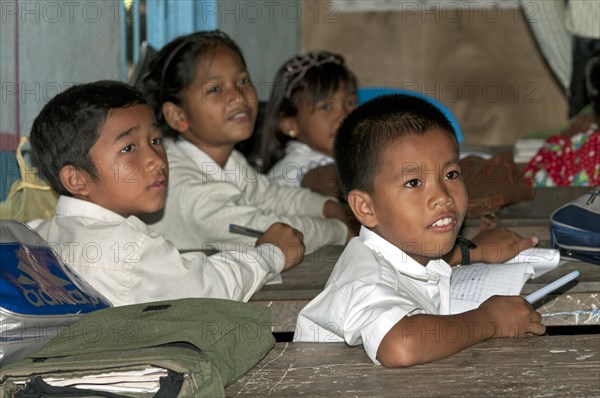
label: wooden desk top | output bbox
[461,186,592,245]
[226,335,600,397]
[491,187,591,219]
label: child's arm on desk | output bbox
[444,227,539,265]
[377,296,545,368]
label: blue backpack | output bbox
[550,189,600,265]
[0,221,111,366]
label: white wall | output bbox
[0,0,301,149]
[218,0,300,101]
[0,0,122,150]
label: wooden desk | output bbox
[461,186,591,245]
[226,335,600,397]
[250,245,342,333]
[527,260,600,327]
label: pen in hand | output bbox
[228,224,264,238]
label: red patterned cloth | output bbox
[523,125,600,187]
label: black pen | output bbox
[228,224,264,238]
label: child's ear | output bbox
[278,116,299,138]
[59,165,91,197]
[347,189,377,228]
[162,102,189,133]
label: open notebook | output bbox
[450,248,561,314]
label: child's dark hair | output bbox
[142,30,246,136]
[29,80,148,196]
[261,51,358,172]
[334,94,458,198]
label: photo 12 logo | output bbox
[1,1,139,24]
[1,82,78,104]
[199,0,339,24]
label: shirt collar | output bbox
[55,196,125,223]
[175,137,239,176]
[359,226,452,282]
[286,141,334,163]
[176,138,218,166]
[285,140,311,155]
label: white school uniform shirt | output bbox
[145,138,347,252]
[294,226,452,365]
[28,196,285,307]
[565,0,600,39]
[268,141,335,187]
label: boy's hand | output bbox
[323,200,359,242]
[471,227,539,264]
[256,222,305,271]
[479,295,546,338]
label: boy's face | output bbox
[181,45,258,152]
[362,129,467,265]
[81,104,168,217]
[291,87,357,157]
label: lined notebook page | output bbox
[449,263,534,314]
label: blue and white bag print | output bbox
[0,221,111,366]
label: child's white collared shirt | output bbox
[29,196,285,307]
[294,226,452,365]
[145,138,347,252]
[268,141,334,187]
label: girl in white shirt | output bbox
[142,31,355,253]
[262,51,358,199]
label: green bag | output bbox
[0,298,275,397]
[0,136,58,222]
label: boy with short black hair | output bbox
[28,80,304,306]
[294,94,545,367]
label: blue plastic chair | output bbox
[357,87,464,143]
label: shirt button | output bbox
[427,272,440,282]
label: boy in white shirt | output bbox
[294,94,545,367]
[27,81,304,306]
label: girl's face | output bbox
[290,87,357,157]
[181,45,258,154]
